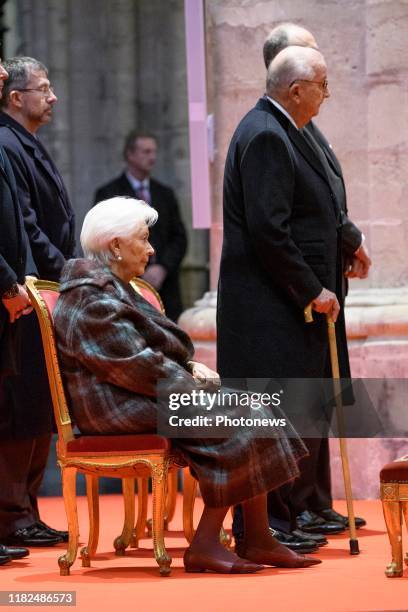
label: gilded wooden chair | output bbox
[26,278,172,576]
[380,455,408,577]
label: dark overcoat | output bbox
[0,112,76,281]
[0,146,38,435]
[217,97,352,382]
[306,121,362,262]
[94,173,187,320]
[0,112,75,438]
[54,258,307,508]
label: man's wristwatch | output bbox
[2,283,19,299]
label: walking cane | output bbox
[304,303,360,555]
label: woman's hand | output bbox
[188,360,221,385]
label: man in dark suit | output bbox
[217,45,361,555]
[259,24,369,540]
[0,56,75,547]
[0,58,35,565]
[94,131,187,321]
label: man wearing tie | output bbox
[94,131,187,321]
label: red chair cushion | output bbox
[65,434,171,456]
[380,459,408,483]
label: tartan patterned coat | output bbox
[54,259,306,508]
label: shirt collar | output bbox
[125,171,150,191]
[266,96,299,130]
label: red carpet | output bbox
[1,496,407,612]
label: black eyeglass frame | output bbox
[13,86,55,96]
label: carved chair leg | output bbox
[402,500,408,567]
[165,470,178,530]
[382,499,403,577]
[131,477,148,547]
[81,474,99,567]
[58,466,79,576]
[114,477,135,556]
[182,469,197,544]
[151,458,171,576]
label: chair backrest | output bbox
[25,278,75,452]
[130,277,165,314]
[26,276,164,455]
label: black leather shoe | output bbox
[4,525,63,547]
[268,528,318,553]
[292,529,328,546]
[296,510,345,535]
[0,544,29,559]
[317,508,366,529]
[36,520,69,543]
[0,554,11,566]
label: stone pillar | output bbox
[179,0,408,498]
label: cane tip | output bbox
[349,539,360,555]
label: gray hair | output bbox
[266,46,324,96]
[263,23,315,68]
[0,57,48,109]
[81,197,158,266]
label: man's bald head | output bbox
[266,45,325,97]
[263,23,318,68]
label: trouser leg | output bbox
[27,433,52,521]
[290,437,326,517]
[307,437,332,512]
[0,438,37,537]
[0,433,52,537]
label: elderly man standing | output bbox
[217,45,360,554]
[259,23,369,541]
[0,57,75,547]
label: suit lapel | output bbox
[118,173,137,197]
[309,122,343,177]
[257,98,332,188]
[287,124,331,185]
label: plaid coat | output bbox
[54,259,306,508]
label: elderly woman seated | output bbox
[54,197,321,574]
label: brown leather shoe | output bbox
[184,548,264,574]
[235,542,322,568]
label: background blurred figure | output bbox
[0,56,74,547]
[94,131,187,321]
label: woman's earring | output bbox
[116,253,122,261]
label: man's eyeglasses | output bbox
[14,86,55,97]
[289,79,329,92]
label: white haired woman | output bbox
[54,196,320,573]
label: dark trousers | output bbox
[0,433,52,538]
[232,438,332,537]
[290,437,332,515]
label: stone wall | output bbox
[204,0,408,290]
